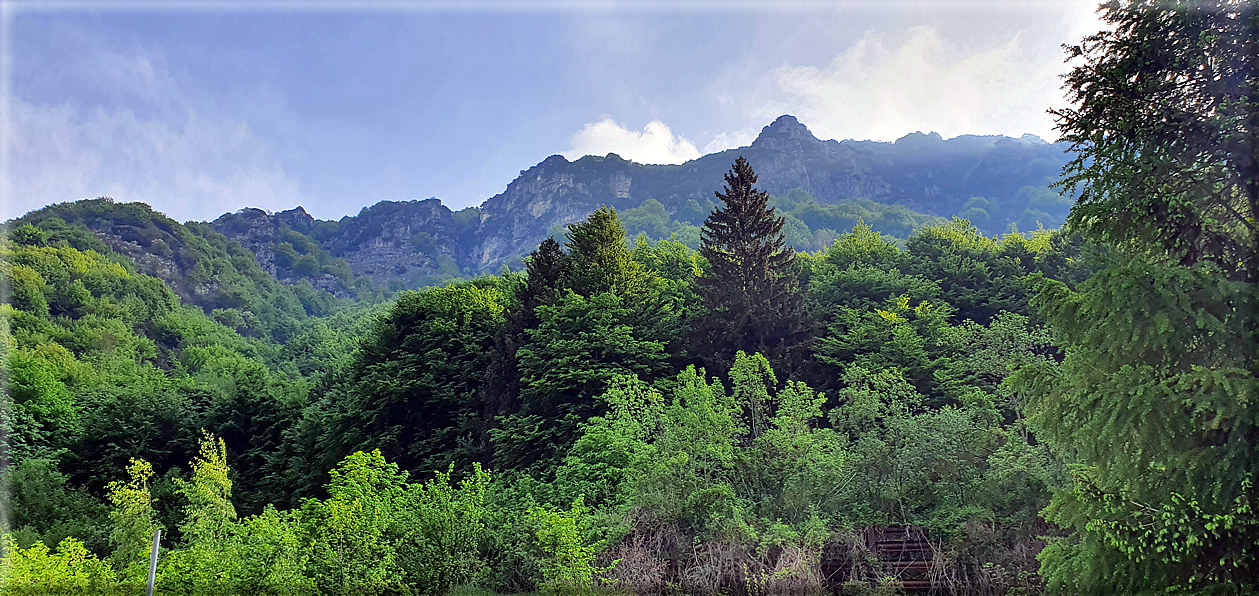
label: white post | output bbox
[146,528,160,596]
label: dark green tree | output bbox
[1054,0,1259,281]
[520,238,567,315]
[330,282,506,477]
[495,291,671,471]
[482,238,571,422]
[490,208,675,471]
[694,157,803,370]
[1015,1,1259,591]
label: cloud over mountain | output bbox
[758,26,1060,143]
[565,117,702,165]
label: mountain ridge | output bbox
[13,114,1073,303]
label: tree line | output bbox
[3,1,1257,593]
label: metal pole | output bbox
[146,528,160,596]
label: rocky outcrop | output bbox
[213,208,284,277]
[472,154,641,267]
[465,115,1068,268]
[212,206,352,297]
[323,199,464,288]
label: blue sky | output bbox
[2,1,1099,222]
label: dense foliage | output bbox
[4,2,1255,593]
[1015,0,1259,593]
[0,174,1082,594]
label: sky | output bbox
[1,0,1103,222]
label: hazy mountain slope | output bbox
[467,115,1070,268]
[15,114,1072,297]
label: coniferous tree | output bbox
[1053,0,1259,281]
[490,207,668,471]
[694,157,803,371]
[516,237,569,328]
[562,206,645,297]
[1012,1,1259,591]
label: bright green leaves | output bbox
[392,464,493,594]
[814,294,955,398]
[528,496,616,594]
[0,234,311,512]
[823,221,904,270]
[77,436,491,596]
[564,206,647,298]
[902,218,1036,324]
[104,457,159,583]
[556,375,665,509]
[300,450,491,595]
[730,351,777,441]
[519,292,670,405]
[1016,255,1259,591]
[486,207,685,473]
[1022,257,1259,495]
[630,236,703,283]
[3,349,81,461]
[161,434,310,595]
[299,452,407,595]
[1079,473,1258,588]
[0,535,119,594]
[829,366,923,439]
[549,355,850,591]
[174,433,237,545]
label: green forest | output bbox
[2,1,1257,594]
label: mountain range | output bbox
[11,114,1074,311]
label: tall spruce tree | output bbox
[694,157,802,370]
[517,237,568,324]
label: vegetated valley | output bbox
[3,3,1257,594]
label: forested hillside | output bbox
[11,201,362,342]
[3,1,1257,594]
[2,191,1079,594]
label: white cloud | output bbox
[702,130,756,154]
[710,1,1107,145]
[1,32,309,223]
[2,98,309,222]
[751,25,1065,143]
[565,117,702,165]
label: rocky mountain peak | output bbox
[14,115,1074,301]
[754,114,817,144]
[894,131,945,146]
[276,206,315,233]
[539,154,569,167]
